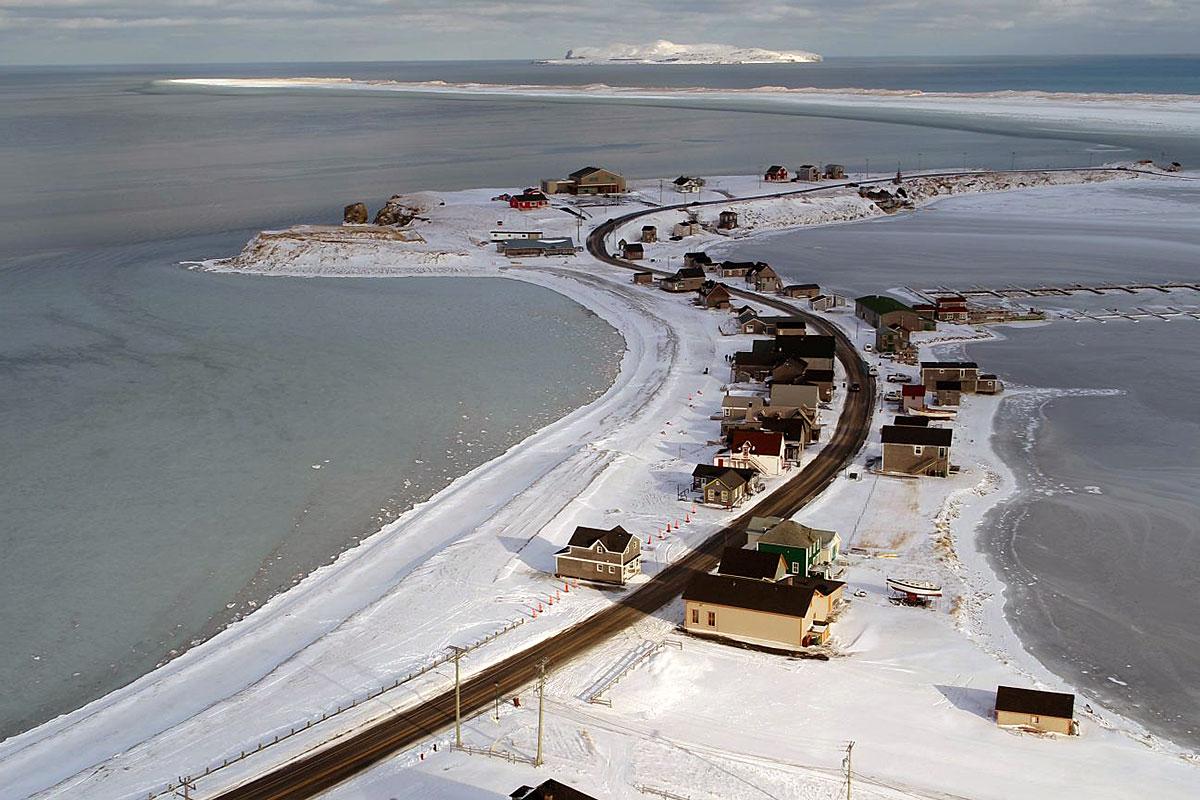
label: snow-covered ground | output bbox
[160,78,1200,140]
[3,173,1196,800]
[542,40,822,65]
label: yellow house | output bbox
[994,686,1076,735]
[682,573,822,649]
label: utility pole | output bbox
[448,645,466,749]
[494,681,501,722]
[843,741,855,800]
[865,157,870,178]
[535,657,549,766]
[174,777,197,800]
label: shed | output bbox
[640,225,658,243]
[718,210,739,229]
[994,686,1076,735]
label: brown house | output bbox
[554,525,641,586]
[764,165,789,182]
[640,225,657,243]
[683,573,825,648]
[718,210,739,229]
[632,271,654,285]
[794,164,821,182]
[875,324,910,353]
[718,260,758,278]
[823,164,847,179]
[717,547,787,582]
[977,373,1004,394]
[781,283,821,299]
[881,424,952,477]
[747,264,782,293]
[994,686,1076,735]
[933,294,969,322]
[569,166,626,194]
[932,380,962,407]
[698,281,733,310]
[621,241,644,260]
[683,251,713,270]
[692,464,757,508]
[660,266,707,292]
[921,361,980,393]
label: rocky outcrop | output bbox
[373,195,422,226]
[343,202,369,224]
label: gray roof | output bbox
[565,525,633,553]
[758,520,821,550]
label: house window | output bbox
[913,446,923,456]
[608,565,616,573]
[691,608,699,624]
[707,611,716,627]
[791,561,800,573]
[1031,715,1040,724]
[938,447,947,457]
[596,564,603,572]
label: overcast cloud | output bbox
[0,0,1195,65]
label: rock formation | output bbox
[373,195,421,226]
[343,202,369,224]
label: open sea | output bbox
[1,56,1197,746]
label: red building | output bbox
[764,165,789,182]
[934,294,970,323]
[509,190,549,210]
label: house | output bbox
[692,464,758,508]
[769,356,807,385]
[660,266,707,292]
[489,230,543,241]
[716,430,787,477]
[794,164,821,182]
[855,295,930,332]
[772,316,808,336]
[511,780,599,800]
[754,519,824,577]
[717,547,787,582]
[673,175,705,193]
[801,370,834,402]
[977,373,1003,394]
[764,165,789,182]
[721,393,765,420]
[739,316,774,335]
[497,237,577,258]
[509,191,549,210]
[746,263,782,292]
[567,166,627,194]
[809,293,844,312]
[781,283,821,299]
[698,281,733,310]
[718,210,739,229]
[683,251,713,270]
[932,380,962,407]
[875,324,910,353]
[824,164,847,179]
[730,347,777,383]
[682,573,824,648]
[640,225,658,243]
[921,361,980,393]
[718,260,758,278]
[933,294,969,322]
[782,575,845,622]
[622,241,644,260]
[777,334,836,371]
[880,424,952,477]
[994,686,1076,735]
[554,525,641,586]
[632,271,654,285]
[759,414,816,453]
[672,220,702,238]
[769,383,819,418]
[901,383,926,411]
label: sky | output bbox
[0,0,1196,65]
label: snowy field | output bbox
[2,174,1196,800]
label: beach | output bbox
[3,170,1196,800]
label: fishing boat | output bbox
[886,577,943,606]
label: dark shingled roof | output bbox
[893,415,930,427]
[995,686,1075,719]
[784,575,847,596]
[675,266,706,279]
[921,361,978,369]
[881,424,953,447]
[692,464,757,482]
[511,780,600,800]
[683,572,815,618]
[565,525,633,553]
[684,251,713,264]
[856,295,914,315]
[776,335,835,359]
[935,380,962,391]
[717,547,784,581]
[802,368,835,383]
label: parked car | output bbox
[884,390,901,401]
[887,374,913,383]
[869,366,879,376]
[849,382,862,392]
[863,343,874,353]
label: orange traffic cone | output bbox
[563,581,570,593]
[674,519,680,530]
[685,512,691,523]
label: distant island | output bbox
[539,40,822,65]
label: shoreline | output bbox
[3,172,1195,798]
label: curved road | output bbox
[215,167,1142,798]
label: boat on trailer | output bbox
[887,577,942,606]
[908,406,956,419]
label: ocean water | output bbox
[1,56,1197,743]
[713,179,1200,748]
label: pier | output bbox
[912,281,1200,300]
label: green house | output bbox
[755,520,823,576]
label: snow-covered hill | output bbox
[541,39,822,65]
